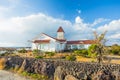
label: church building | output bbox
[31,26,94,52]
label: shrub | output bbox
[32,49,41,57]
[18,48,27,53]
[91,60,95,63]
[87,44,97,58]
[66,55,76,61]
[35,56,43,59]
[74,49,88,57]
[0,53,9,56]
[32,49,40,54]
[22,71,48,80]
[0,52,15,56]
[45,52,55,57]
[87,52,97,58]
[21,71,30,76]
[110,45,120,55]
[112,50,119,55]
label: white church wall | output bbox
[84,44,91,49]
[32,43,38,50]
[57,32,64,39]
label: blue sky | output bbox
[13,0,120,22]
[0,0,120,47]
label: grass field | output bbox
[8,52,120,64]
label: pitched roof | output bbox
[42,33,67,42]
[67,40,95,44]
[56,39,66,42]
[57,26,64,32]
[32,33,66,43]
[33,40,50,43]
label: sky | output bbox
[0,0,120,47]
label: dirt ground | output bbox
[0,70,30,80]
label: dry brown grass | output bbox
[15,52,120,64]
[44,53,71,59]
[52,53,70,58]
[107,59,120,64]
[76,55,120,64]
[17,52,33,58]
[76,56,96,62]
[0,58,7,70]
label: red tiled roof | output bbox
[67,40,95,44]
[57,26,64,32]
[33,40,50,43]
[67,41,81,44]
[56,39,66,42]
[83,40,96,44]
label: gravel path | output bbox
[0,70,30,80]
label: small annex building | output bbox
[31,26,94,52]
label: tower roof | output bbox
[57,26,64,32]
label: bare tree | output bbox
[93,31,107,63]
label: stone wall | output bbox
[2,56,120,80]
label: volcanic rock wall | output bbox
[2,56,120,80]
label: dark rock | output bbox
[92,70,115,80]
[20,59,27,71]
[76,71,87,79]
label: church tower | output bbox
[57,26,65,40]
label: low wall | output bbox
[1,56,120,80]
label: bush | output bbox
[74,49,88,57]
[110,45,120,55]
[22,71,48,80]
[18,48,27,53]
[87,44,97,58]
[87,52,97,58]
[32,49,40,54]
[112,50,119,55]
[22,71,30,76]
[66,55,76,61]
[0,53,9,56]
[45,52,55,57]
[32,49,41,57]
[35,56,43,59]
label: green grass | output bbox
[21,71,49,80]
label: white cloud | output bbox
[0,10,120,47]
[75,16,83,23]
[0,13,73,47]
[97,19,120,32]
[91,18,109,27]
[96,19,120,45]
[74,16,89,31]
[108,33,120,39]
